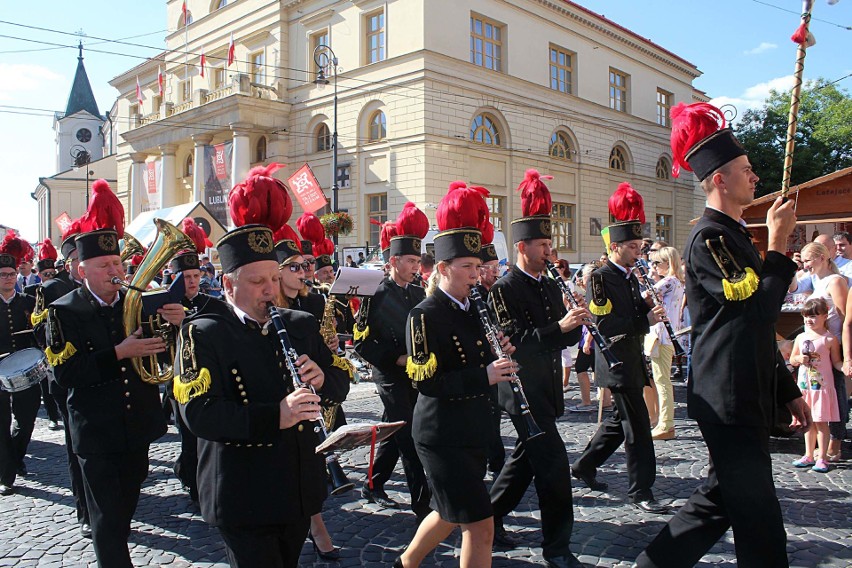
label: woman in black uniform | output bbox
[396,183,518,568]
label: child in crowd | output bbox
[789,297,841,473]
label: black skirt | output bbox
[414,442,492,524]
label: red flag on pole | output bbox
[200,46,206,78]
[181,1,188,26]
[157,66,164,97]
[227,33,235,67]
[288,164,329,213]
[136,76,145,107]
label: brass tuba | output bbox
[120,233,145,262]
[122,218,195,384]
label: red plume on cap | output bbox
[62,219,82,242]
[609,182,646,224]
[131,253,144,266]
[313,238,335,256]
[272,224,303,253]
[395,202,429,239]
[436,181,490,232]
[79,179,125,237]
[39,238,58,261]
[228,163,292,230]
[296,212,326,244]
[380,222,397,251]
[181,218,212,253]
[0,230,33,266]
[670,102,726,179]
[516,169,553,217]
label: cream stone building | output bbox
[109,0,707,262]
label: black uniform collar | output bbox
[607,259,632,280]
[702,207,753,240]
[511,265,544,286]
[434,287,470,312]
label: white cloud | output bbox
[709,75,800,123]
[0,63,64,101]
[743,42,778,56]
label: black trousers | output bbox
[170,397,198,498]
[573,387,656,501]
[0,385,41,486]
[219,518,311,568]
[53,384,89,524]
[39,378,61,422]
[77,449,150,568]
[487,387,506,475]
[637,422,788,568]
[368,379,431,517]
[490,414,574,558]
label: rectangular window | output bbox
[150,95,161,113]
[250,51,265,84]
[549,45,574,95]
[609,68,628,112]
[551,202,576,251]
[656,214,672,242]
[368,193,388,247]
[178,80,191,103]
[212,67,226,90]
[470,15,503,72]
[311,31,330,75]
[365,10,385,64]
[656,88,672,127]
[486,195,506,233]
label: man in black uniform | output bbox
[174,223,349,568]
[488,169,589,568]
[571,215,668,514]
[49,217,184,567]
[0,245,42,496]
[478,241,506,477]
[636,103,810,568]
[354,212,431,519]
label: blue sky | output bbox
[1,0,849,241]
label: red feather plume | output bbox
[79,179,125,237]
[670,102,726,179]
[296,212,326,244]
[62,219,82,242]
[516,169,553,217]
[436,181,490,232]
[181,218,212,253]
[131,253,144,266]
[380,222,397,251]
[0,230,33,266]
[228,163,292,230]
[395,202,429,239]
[609,182,646,224]
[39,238,58,261]
[271,224,303,253]
[314,238,335,256]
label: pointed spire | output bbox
[64,43,101,119]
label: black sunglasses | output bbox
[283,262,311,273]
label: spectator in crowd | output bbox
[833,232,852,280]
[357,252,366,265]
[200,255,214,275]
[345,255,357,268]
[420,253,435,282]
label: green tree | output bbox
[734,79,852,197]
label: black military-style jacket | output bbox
[49,287,167,453]
[407,288,495,448]
[0,293,38,356]
[41,273,79,305]
[182,292,229,319]
[489,266,579,419]
[355,278,425,384]
[177,305,350,527]
[292,290,325,321]
[587,260,651,390]
[685,208,800,427]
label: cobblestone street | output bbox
[0,380,849,567]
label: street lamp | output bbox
[71,147,93,208]
[313,44,339,248]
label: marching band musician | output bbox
[354,203,432,521]
[571,183,669,515]
[0,233,41,497]
[487,170,589,567]
[637,102,809,568]
[47,180,184,568]
[395,182,518,568]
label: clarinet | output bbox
[544,261,623,370]
[634,260,686,358]
[469,287,544,440]
[265,303,354,495]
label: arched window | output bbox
[255,136,267,163]
[368,110,386,142]
[178,10,193,27]
[549,132,574,161]
[316,123,331,151]
[184,154,194,177]
[609,146,627,171]
[213,0,228,10]
[656,157,671,180]
[470,113,501,146]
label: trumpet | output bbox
[469,287,543,440]
[634,260,686,358]
[545,260,622,371]
[266,302,355,495]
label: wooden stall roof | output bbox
[742,167,852,227]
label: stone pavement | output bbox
[1,379,850,567]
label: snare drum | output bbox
[0,348,49,393]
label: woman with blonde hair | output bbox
[642,246,685,440]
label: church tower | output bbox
[54,43,104,173]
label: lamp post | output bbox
[72,147,93,208]
[313,44,339,248]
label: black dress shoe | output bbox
[632,499,671,514]
[493,521,523,549]
[393,557,404,568]
[361,485,399,509]
[16,463,27,476]
[571,467,607,491]
[309,534,341,561]
[80,523,92,538]
[544,553,585,568]
[0,484,13,496]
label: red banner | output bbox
[214,143,228,180]
[287,163,328,213]
[55,212,72,234]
